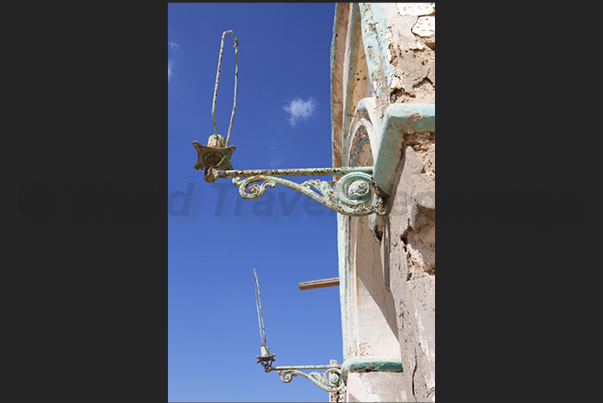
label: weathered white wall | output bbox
[331,3,435,402]
[386,3,435,104]
[344,214,406,402]
[346,372,408,402]
[383,145,435,402]
[381,3,435,401]
[352,216,399,358]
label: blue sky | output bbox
[168,3,342,401]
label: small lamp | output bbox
[192,134,236,183]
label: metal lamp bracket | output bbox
[254,271,345,394]
[256,357,403,393]
[194,30,385,217]
[263,363,345,393]
[193,160,386,216]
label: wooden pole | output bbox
[298,277,340,290]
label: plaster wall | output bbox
[383,145,435,402]
[346,372,408,402]
[379,3,435,401]
[351,216,399,358]
[339,211,406,402]
[331,3,435,401]
[384,3,435,104]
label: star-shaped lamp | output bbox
[257,345,276,372]
[192,134,236,183]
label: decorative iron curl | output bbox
[232,173,385,216]
[334,172,374,207]
[276,368,345,393]
[233,176,276,200]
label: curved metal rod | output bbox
[273,367,345,393]
[215,166,373,179]
[232,172,386,216]
[211,30,238,146]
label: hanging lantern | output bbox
[192,30,238,183]
[193,134,236,183]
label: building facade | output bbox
[330,4,435,402]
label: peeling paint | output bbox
[396,3,434,16]
[412,16,435,38]
[331,3,435,401]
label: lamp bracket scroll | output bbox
[264,364,346,393]
[194,165,386,217]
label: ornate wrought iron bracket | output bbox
[263,363,345,393]
[258,358,403,393]
[193,31,386,217]
[253,272,401,395]
[202,166,386,217]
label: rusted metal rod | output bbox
[212,30,238,144]
[214,166,373,179]
[269,364,341,371]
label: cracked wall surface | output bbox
[331,3,435,401]
[386,3,435,104]
[381,4,435,401]
[384,143,435,402]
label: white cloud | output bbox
[268,144,284,167]
[283,97,316,127]
[267,136,285,167]
[168,43,178,83]
[269,156,285,167]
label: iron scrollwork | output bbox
[232,172,385,216]
[263,365,345,393]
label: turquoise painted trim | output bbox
[332,3,395,167]
[373,103,435,194]
[348,97,381,162]
[351,137,368,167]
[364,4,397,87]
[341,357,403,381]
[358,4,397,100]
